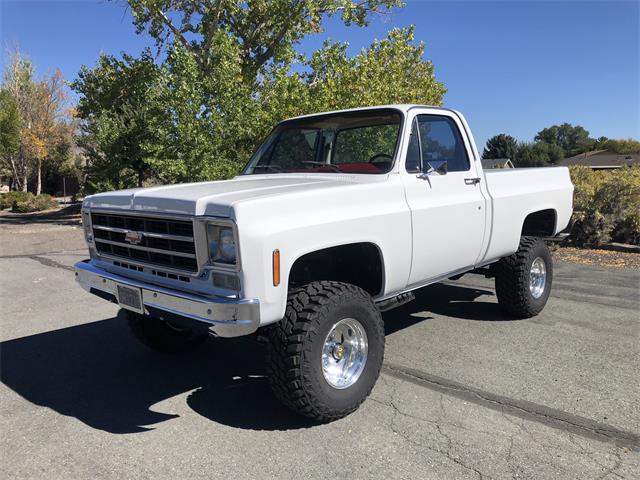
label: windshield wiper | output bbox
[301,161,343,172]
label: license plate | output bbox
[116,284,144,313]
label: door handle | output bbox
[464,177,481,185]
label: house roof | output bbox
[559,150,639,168]
[481,158,514,169]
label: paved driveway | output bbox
[1,222,638,479]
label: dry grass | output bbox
[552,247,640,270]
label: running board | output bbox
[543,232,570,242]
[376,292,415,312]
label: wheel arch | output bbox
[521,208,557,237]
[287,242,386,298]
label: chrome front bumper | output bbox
[74,260,260,338]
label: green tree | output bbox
[73,52,165,190]
[126,0,401,78]
[535,123,595,157]
[513,141,564,168]
[538,141,564,164]
[482,134,518,160]
[0,90,21,180]
[74,11,447,191]
[513,143,542,168]
[305,27,445,109]
[593,136,609,149]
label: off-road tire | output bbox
[265,281,385,422]
[124,309,208,353]
[495,236,553,318]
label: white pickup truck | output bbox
[75,105,573,421]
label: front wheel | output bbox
[265,281,385,422]
[495,237,553,318]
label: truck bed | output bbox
[481,167,574,263]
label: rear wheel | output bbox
[124,309,208,353]
[495,237,553,318]
[265,281,384,421]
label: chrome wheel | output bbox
[529,257,547,299]
[321,318,368,389]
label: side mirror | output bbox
[425,160,447,176]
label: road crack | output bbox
[378,383,492,480]
[382,363,640,451]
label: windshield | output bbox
[242,109,402,175]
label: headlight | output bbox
[206,224,237,265]
[82,210,93,243]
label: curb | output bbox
[597,243,640,254]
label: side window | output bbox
[405,120,421,173]
[416,115,470,172]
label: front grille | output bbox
[91,212,198,272]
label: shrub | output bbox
[11,194,58,213]
[569,166,640,246]
[0,191,32,210]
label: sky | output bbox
[1,0,638,151]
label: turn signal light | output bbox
[272,249,280,286]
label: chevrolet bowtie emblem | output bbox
[124,231,143,245]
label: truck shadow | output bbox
[1,283,505,434]
[0,311,312,433]
[384,282,505,334]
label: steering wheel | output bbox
[368,153,393,164]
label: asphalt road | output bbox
[1,218,639,479]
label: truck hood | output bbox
[83,174,373,217]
